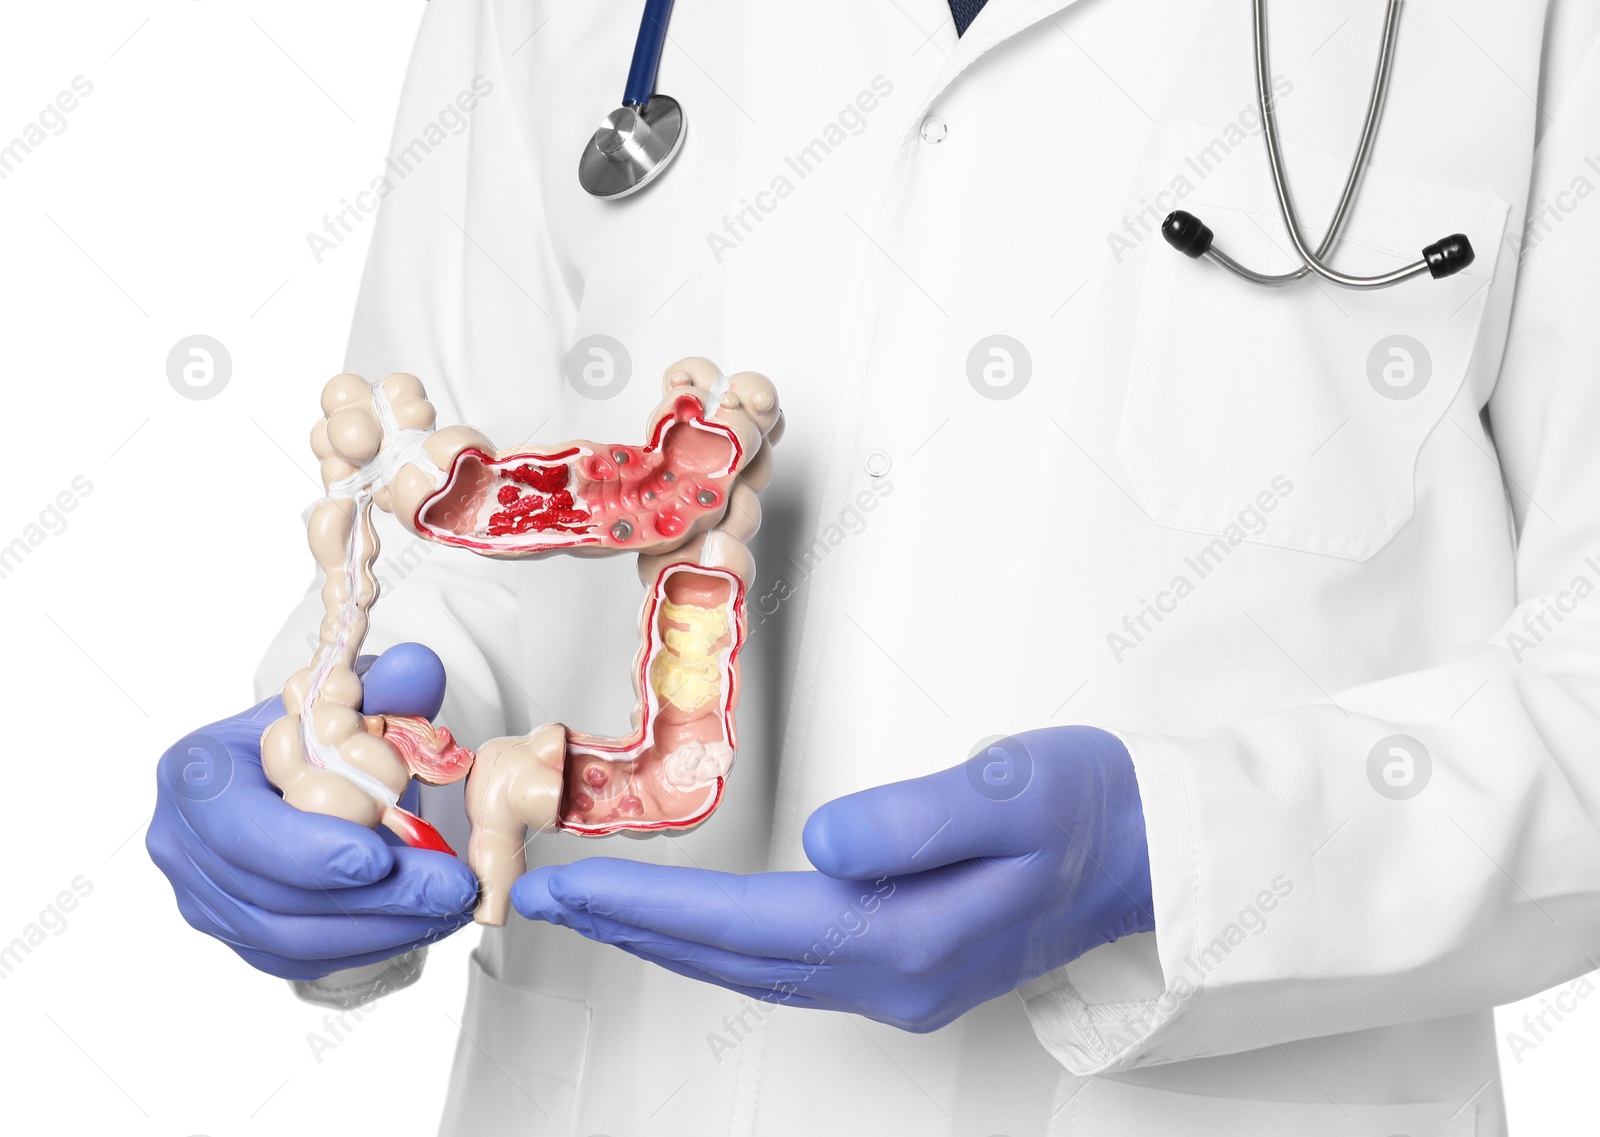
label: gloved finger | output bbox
[801,739,1060,879]
[516,870,823,1005]
[170,832,479,918]
[176,885,472,965]
[360,643,447,719]
[160,694,399,890]
[526,859,876,961]
[562,908,820,990]
[171,779,395,889]
[518,874,815,983]
[158,697,284,798]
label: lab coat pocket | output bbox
[1116,118,1509,561]
[438,950,591,1137]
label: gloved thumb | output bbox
[358,642,447,719]
[801,740,1046,880]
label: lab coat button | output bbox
[920,116,947,144]
[864,450,892,478]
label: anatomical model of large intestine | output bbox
[260,358,781,924]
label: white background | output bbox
[0,2,1593,1134]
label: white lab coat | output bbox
[256,1,1600,1133]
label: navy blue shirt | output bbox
[949,0,989,36]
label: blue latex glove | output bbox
[148,644,479,980]
[513,726,1154,1031]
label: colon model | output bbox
[260,359,782,924]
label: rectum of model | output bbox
[258,358,783,924]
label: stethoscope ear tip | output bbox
[1162,211,1215,259]
[1423,234,1475,279]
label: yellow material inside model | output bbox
[650,601,729,711]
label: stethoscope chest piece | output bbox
[579,95,686,199]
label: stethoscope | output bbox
[579,0,687,199]
[1162,0,1474,289]
[580,0,1477,293]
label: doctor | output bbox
[149,1,1600,1133]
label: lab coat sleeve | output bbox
[1021,32,1600,1074]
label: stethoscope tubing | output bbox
[1207,0,1405,286]
[1248,0,1431,289]
[624,0,676,107]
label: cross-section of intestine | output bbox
[260,359,781,924]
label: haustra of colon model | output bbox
[260,358,782,925]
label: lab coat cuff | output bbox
[1020,730,1212,1074]
[289,945,429,1010]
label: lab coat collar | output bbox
[917,0,1095,111]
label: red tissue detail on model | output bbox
[411,396,745,554]
[380,716,476,786]
[503,462,571,495]
[382,803,458,856]
[487,462,595,538]
[654,508,686,538]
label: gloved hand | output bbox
[148,644,478,980]
[513,726,1153,1031]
